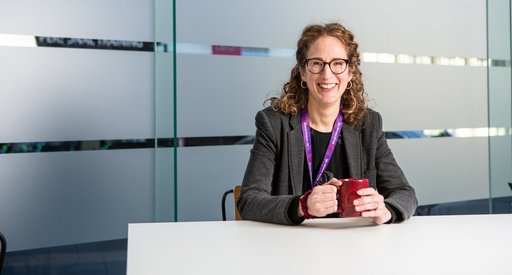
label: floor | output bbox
[3,239,127,275]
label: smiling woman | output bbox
[238,23,417,227]
[237,22,418,225]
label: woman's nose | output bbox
[320,65,335,77]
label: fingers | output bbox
[355,200,384,214]
[308,200,338,216]
[326,178,343,187]
[356,187,377,196]
[307,185,339,217]
[353,193,384,212]
[353,190,382,208]
[353,188,391,224]
[316,184,338,193]
[361,206,392,224]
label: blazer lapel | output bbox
[288,115,304,195]
[342,124,362,178]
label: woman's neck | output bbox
[307,102,340,132]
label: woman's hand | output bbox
[306,178,342,217]
[353,188,391,224]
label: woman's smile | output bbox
[318,83,337,91]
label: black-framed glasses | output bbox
[305,58,350,74]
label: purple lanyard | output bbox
[300,107,343,188]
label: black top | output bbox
[302,128,349,192]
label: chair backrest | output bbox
[233,185,241,221]
[0,232,6,275]
[221,185,242,221]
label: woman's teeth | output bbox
[319,83,336,89]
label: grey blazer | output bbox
[238,107,417,225]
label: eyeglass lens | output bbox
[307,59,348,74]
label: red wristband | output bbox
[299,190,315,219]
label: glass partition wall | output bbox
[168,0,509,221]
[488,0,512,213]
[1,0,162,274]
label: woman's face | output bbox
[301,35,352,109]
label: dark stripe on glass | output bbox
[1,128,506,154]
[0,136,253,154]
[35,36,154,52]
[177,135,255,147]
[0,139,154,154]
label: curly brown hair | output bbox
[270,23,367,125]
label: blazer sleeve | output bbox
[237,110,300,225]
[371,111,418,221]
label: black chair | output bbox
[221,185,241,221]
[0,232,6,275]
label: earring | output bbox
[301,80,307,89]
[346,81,353,90]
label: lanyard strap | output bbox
[300,107,343,188]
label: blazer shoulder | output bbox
[256,106,295,127]
[359,108,383,134]
[365,108,382,121]
[258,106,285,119]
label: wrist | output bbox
[299,190,315,219]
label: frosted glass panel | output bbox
[487,0,511,59]
[489,137,512,198]
[177,145,250,221]
[177,54,293,136]
[0,149,155,251]
[389,137,489,205]
[156,52,174,138]
[0,0,162,263]
[0,0,153,41]
[0,47,154,142]
[487,0,512,202]
[488,67,511,199]
[488,68,512,128]
[155,0,173,42]
[174,0,491,220]
[178,0,485,58]
[365,63,487,130]
[177,56,488,136]
[156,148,174,222]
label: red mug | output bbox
[338,178,369,217]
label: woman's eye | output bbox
[332,61,344,66]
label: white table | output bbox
[127,214,512,275]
